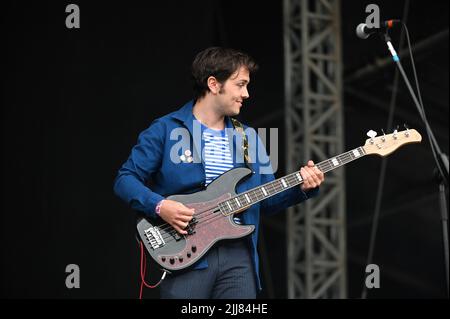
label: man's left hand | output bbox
[300,160,324,191]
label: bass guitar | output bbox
[137,128,421,271]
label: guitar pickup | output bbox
[173,232,182,241]
[185,217,197,235]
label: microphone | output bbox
[356,19,401,39]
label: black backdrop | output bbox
[2,1,448,298]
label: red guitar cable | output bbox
[138,241,167,299]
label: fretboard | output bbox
[218,146,366,216]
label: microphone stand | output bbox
[381,31,449,296]
[438,164,449,296]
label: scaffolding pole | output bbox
[284,0,347,298]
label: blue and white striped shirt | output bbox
[201,124,242,224]
[202,129,234,185]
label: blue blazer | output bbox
[113,100,318,290]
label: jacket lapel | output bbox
[171,101,244,169]
[171,101,204,168]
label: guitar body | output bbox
[137,167,255,271]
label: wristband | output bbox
[155,199,165,215]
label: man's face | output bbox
[216,66,250,116]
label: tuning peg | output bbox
[367,130,377,138]
[381,129,386,142]
[366,130,377,144]
[393,125,399,139]
[404,124,410,137]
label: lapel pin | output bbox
[180,150,193,163]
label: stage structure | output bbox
[284,0,347,298]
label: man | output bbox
[113,47,324,299]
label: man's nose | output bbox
[242,87,249,99]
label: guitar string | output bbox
[152,150,361,243]
[149,150,363,245]
[147,132,414,252]
[151,131,411,239]
[153,150,361,243]
[155,172,305,245]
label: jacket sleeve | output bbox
[256,135,319,216]
[113,120,165,218]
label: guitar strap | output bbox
[230,117,254,172]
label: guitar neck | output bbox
[219,146,367,216]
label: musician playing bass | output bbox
[113,47,324,299]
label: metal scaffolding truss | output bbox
[284,0,346,298]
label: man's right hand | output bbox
[158,199,195,235]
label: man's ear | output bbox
[207,76,221,95]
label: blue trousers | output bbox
[159,239,257,299]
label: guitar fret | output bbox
[342,152,353,162]
[248,191,254,202]
[249,190,258,202]
[317,161,328,172]
[271,180,281,194]
[271,182,278,192]
[261,187,268,196]
[277,179,284,189]
[220,146,367,215]
[275,180,283,191]
[255,189,263,200]
[288,175,296,185]
[287,174,297,186]
[359,146,366,155]
[270,182,280,194]
[316,149,356,173]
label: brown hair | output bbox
[191,47,258,100]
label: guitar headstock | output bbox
[363,129,422,156]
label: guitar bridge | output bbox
[144,226,165,249]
